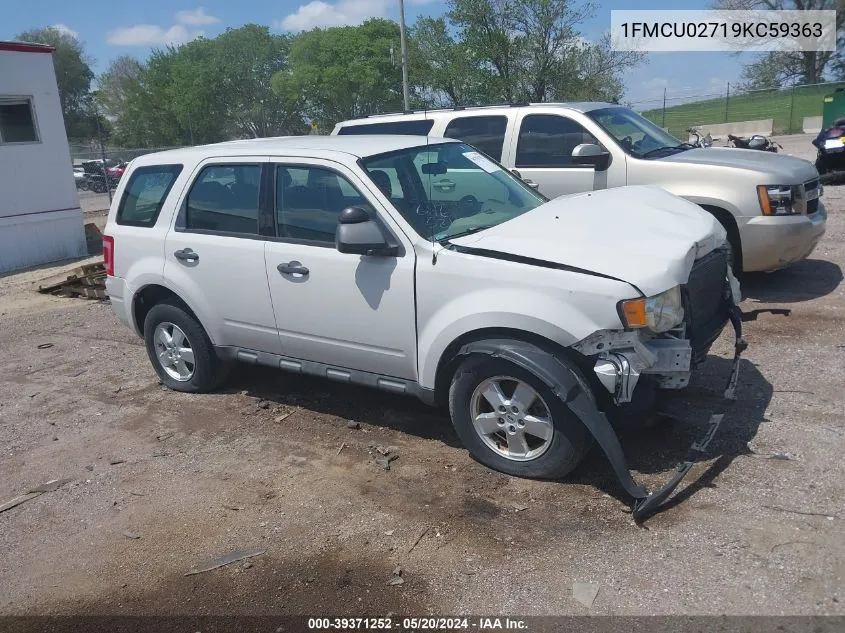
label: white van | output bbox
[332,103,826,273]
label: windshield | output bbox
[361,142,546,241]
[587,107,686,159]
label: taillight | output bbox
[103,235,115,276]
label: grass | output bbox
[641,82,845,138]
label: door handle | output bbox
[523,179,540,190]
[174,248,199,262]
[432,179,456,192]
[277,261,309,276]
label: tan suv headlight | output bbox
[757,184,796,215]
[620,286,685,333]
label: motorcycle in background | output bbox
[727,133,782,152]
[687,127,713,148]
[812,117,845,178]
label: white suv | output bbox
[104,135,744,519]
[333,103,826,274]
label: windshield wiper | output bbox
[639,143,695,158]
[438,225,493,243]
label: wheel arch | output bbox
[131,284,204,338]
[432,327,592,408]
[698,204,743,272]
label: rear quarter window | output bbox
[337,120,434,135]
[116,164,183,227]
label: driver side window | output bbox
[515,115,598,168]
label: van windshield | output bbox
[361,142,546,241]
[587,107,689,158]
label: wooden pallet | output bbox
[38,262,107,300]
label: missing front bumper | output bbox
[570,304,747,522]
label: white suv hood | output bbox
[449,185,726,297]
[659,147,818,183]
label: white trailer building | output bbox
[0,41,86,273]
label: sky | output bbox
[2,0,747,109]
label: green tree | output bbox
[418,0,643,106]
[107,25,307,147]
[409,17,490,106]
[712,0,844,87]
[272,19,404,131]
[16,26,95,138]
[209,25,306,138]
[96,56,146,144]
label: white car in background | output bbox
[333,103,826,274]
[103,135,745,519]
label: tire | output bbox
[724,232,741,275]
[448,355,593,479]
[143,301,228,392]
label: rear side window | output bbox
[185,164,262,236]
[116,164,183,227]
[443,116,507,161]
[337,120,434,135]
[516,114,598,168]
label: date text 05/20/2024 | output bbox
[307,617,529,630]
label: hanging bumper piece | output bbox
[455,305,749,523]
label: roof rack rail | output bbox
[363,102,528,118]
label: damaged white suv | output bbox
[104,136,744,519]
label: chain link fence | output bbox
[70,144,188,213]
[630,81,845,139]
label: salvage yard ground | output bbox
[1,138,843,616]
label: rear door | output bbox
[163,157,282,354]
[510,112,604,198]
[428,115,511,202]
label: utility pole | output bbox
[662,87,666,128]
[398,0,410,112]
[93,100,112,203]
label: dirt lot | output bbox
[2,142,843,618]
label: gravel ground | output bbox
[1,140,842,617]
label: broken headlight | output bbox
[620,285,685,333]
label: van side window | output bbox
[337,120,434,135]
[116,164,183,227]
[276,165,367,244]
[516,115,598,168]
[443,116,507,161]
[185,164,261,235]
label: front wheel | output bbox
[448,356,592,479]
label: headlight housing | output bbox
[620,286,685,333]
[757,184,796,216]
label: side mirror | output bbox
[511,169,540,190]
[571,143,611,171]
[336,206,398,256]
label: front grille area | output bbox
[801,178,821,215]
[683,248,730,363]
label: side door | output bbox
[427,115,511,203]
[509,112,606,198]
[264,160,417,380]
[163,157,283,354]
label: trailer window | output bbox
[0,97,38,143]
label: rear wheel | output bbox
[448,356,592,479]
[143,301,228,392]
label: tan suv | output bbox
[333,102,826,273]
